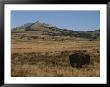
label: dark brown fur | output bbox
[69,53,90,68]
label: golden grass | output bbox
[11,63,99,77]
[11,33,100,77]
[12,40,99,53]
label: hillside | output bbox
[12,21,100,40]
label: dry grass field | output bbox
[11,31,100,77]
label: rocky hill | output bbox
[12,21,100,40]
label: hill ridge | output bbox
[12,21,100,40]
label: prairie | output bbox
[11,31,100,77]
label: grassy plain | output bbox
[11,31,100,77]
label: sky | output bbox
[11,11,100,31]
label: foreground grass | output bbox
[11,62,99,77]
[11,49,100,77]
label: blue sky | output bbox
[11,10,100,31]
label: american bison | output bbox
[69,53,90,68]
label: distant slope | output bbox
[12,21,100,40]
